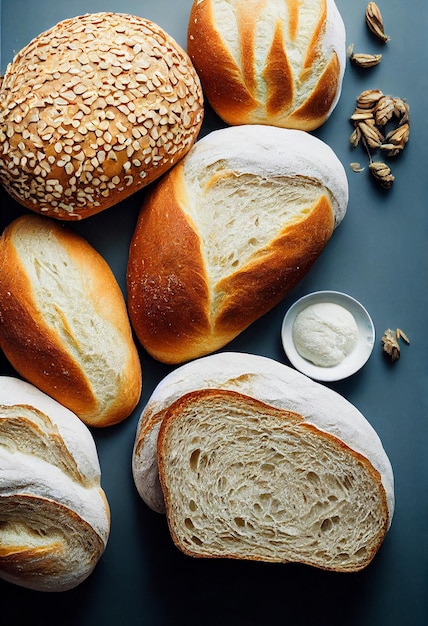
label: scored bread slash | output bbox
[0,12,203,220]
[157,387,393,572]
[187,0,346,131]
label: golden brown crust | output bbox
[290,53,341,128]
[0,13,203,220]
[188,1,259,125]
[187,0,345,130]
[263,22,294,117]
[127,165,212,364]
[0,215,142,426]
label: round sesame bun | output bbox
[0,12,204,220]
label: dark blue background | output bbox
[1,1,427,624]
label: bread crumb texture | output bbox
[0,12,204,219]
[159,389,390,572]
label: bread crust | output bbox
[187,0,346,130]
[0,12,203,219]
[0,215,142,427]
[127,170,212,364]
[127,125,347,364]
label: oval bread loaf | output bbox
[127,125,348,364]
[0,214,142,427]
[187,0,346,130]
[0,376,110,592]
[0,12,204,220]
[132,352,394,572]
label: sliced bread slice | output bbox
[158,388,391,572]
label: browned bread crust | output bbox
[187,0,345,130]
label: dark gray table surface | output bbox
[1,1,427,624]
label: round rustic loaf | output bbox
[187,0,346,130]
[0,12,204,220]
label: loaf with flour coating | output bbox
[0,214,142,427]
[127,125,348,364]
[0,376,110,591]
[187,0,346,130]
[133,352,394,572]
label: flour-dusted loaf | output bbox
[187,0,346,130]
[0,214,142,427]
[158,388,392,572]
[0,376,110,591]
[0,12,203,220]
[132,353,394,561]
[127,125,348,364]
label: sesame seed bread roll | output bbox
[0,376,110,592]
[0,215,142,427]
[0,12,204,220]
[127,125,348,364]
[187,0,345,130]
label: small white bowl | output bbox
[281,291,375,382]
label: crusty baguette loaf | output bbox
[132,352,394,532]
[158,388,392,572]
[127,125,348,364]
[187,0,346,130]
[0,12,203,220]
[0,214,142,427]
[0,376,110,591]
